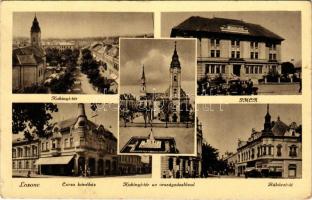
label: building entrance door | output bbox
[233,65,241,77]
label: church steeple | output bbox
[31,14,41,33]
[170,41,181,69]
[140,64,146,94]
[76,103,88,128]
[30,14,42,48]
[263,104,272,132]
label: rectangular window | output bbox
[216,39,220,46]
[246,66,249,74]
[216,66,220,74]
[210,39,215,46]
[236,40,240,46]
[221,65,225,73]
[210,50,215,57]
[211,65,215,74]
[250,52,254,59]
[263,146,266,155]
[250,66,254,74]
[64,139,69,148]
[216,50,220,58]
[269,54,272,60]
[231,40,235,46]
[273,54,276,60]
[70,138,74,147]
[268,146,272,155]
[250,42,254,48]
[255,66,258,74]
[236,51,240,59]
[255,52,258,59]
[231,51,235,58]
[277,145,282,157]
[259,66,263,74]
[255,42,258,48]
[205,64,210,74]
[52,140,56,149]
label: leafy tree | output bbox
[160,98,172,128]
[21,84,48,94]
[281,62,295,75]
[12,103,58,140]
[202,143,219,177]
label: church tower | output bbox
[30,14,42,48]
[263,104,273,134]
[76,103,88,128]
[140,65,147,95]
[169,41,181,100]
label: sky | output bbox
[13,12,154,38]
[120,39,196,100]
[197,104,302,157]
[162,11,302,66]
[13,103,118,139]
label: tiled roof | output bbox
[171,16,284,41]
[13,46,45,66]
[271,119,289,136]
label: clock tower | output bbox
[30,14,42,48]
[169,41,181,100]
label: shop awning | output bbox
[35,155,74,165]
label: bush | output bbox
[22,84,48,93]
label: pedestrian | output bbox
[247,79,253,95]
[299,78,302,93]
[27,170,31,178]
[87,167,91,177]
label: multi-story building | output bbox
[12,138,39,176]
[42,41,76,51]
[12,104,150,177]
[12,15,46,91]
[235,105,302,178]
[90,42,119,80]
[170,16,284,83]
[223,152,237,175]
[161,118,203,178]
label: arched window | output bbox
[289,145,297,157]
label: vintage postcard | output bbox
[0,1,311,199]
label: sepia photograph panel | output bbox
[12,12,154,94]
[161,104,302,178]
[12,103,152,178]
[119,38,196,154]
[161,12,302,96]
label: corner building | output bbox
[235,105,302,178]
[171,16,284,83]
[13,104,148,177]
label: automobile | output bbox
[227,79,258,95]
[244,168,262,178]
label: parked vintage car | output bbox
[226,79,258,95]
[244,168,262,178]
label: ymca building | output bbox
[170,16,284,83]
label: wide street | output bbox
[74,68,99,94]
